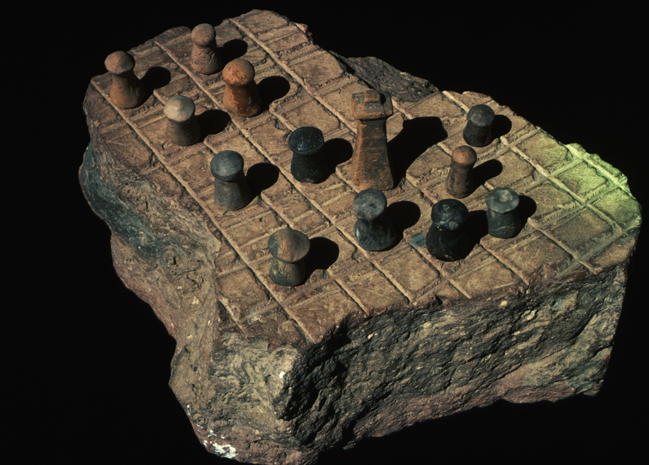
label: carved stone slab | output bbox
[79,10,641,465]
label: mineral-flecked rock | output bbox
[79,10,641,465]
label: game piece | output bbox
[268,228,310,286]
[353,189,398,251]
[350,89,394,190]
[104,51,145,109]
[446,146,477,198]
[463,104,495,147]
[210,150,251,211]
[426,199,472,261]
[288,126,328,183]
[486,187,522,238]
[222,58,261,117]
[191,23,223,74]
[163,95,201,146]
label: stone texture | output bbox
[79,10,641,465]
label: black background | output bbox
[13,2,646,464]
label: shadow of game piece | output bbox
[473,159,503,190]
[246,162,280,200]
[220,39,248,63]
[197,109,230,141]
[386,201,421,244]
[304,237,340,280]
[140,66,171,102]
[491,114,512,140]
[389,116,447,184]
[321,138,353,176]
[258,75,291,112]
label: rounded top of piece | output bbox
[467,104,495,127]
[353,189,387,221]
[164,95,196,122]
[288,126,325,155]
[268,228,310,263]
[431,199,468,231]
[486,187,519,213]
[451,146,477,166]
[211,150,244,181]
[222,59,255,86]
[192,23,216,46]
[105,51,135,74]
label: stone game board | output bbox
[80,9,641,465]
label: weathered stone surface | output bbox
[79,10,641,465]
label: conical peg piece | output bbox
[210,150,252,211]
[486,187,522,238]
[222,59,261,117]
[191,23,223,74]
[463,104,495,147]
[164,95,201,146]
[353,189,398,251]
[268,228,310,286]
[446,146,477,198]
[104,51,145,109]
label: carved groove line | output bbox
[226,19,424,305]
[91,75,309,343]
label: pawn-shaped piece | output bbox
[353,189,398,251]
[164,95,201,146]
[222,59,261,117]
[210,150,251,211]
[463,104,495,147]
[486,187,522,238]
[446,146,477,198]
[268,228,310,286]
[426,199,472,261]
[289,126,329,183]
[104,51,145,109]
[191,23,223,74]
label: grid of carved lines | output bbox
[91,14,636,343]
[228,13,637,280]
[149,23,444,339]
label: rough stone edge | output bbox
[331,52,439,103]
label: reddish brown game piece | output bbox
[350,89,394,191]
[191,23,223,74]
[445,146,477,198]
[104,51,145,109]
[222,59,261,117]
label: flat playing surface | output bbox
[84,10,640,345]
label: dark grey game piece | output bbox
[164,95,201,146]
[463,104,495,147]
[210,150,252,211]
[268,228,311,286]
[353,189,398,251]
[289,126,328,183]
[486,187,522,238]
[426,199,472,261]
